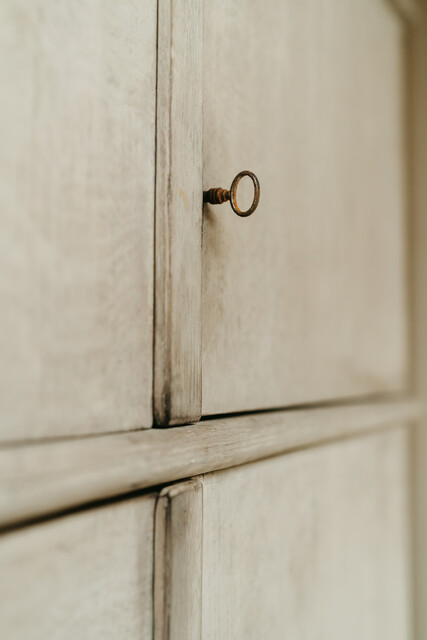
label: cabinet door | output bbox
[0,494,156,639]
[200,428,410,639]
[202,0,408,416]
[0,1,157,440]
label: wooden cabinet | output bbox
[0,0,418,638]
[0,494,156,639]
[0,0,157,441]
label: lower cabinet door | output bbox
[155,427,411,639]
[201,427,411,639]
[0,494,156,640]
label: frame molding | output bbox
[0,398,418,529]
[154,0,203,426]
[154,480,203,640]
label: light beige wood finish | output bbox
[154,0,203,426]
[202,0,408,416]
[409,5,427,638]
[201,427,411,639]
[0,398,417,529]
[0,494,156,639]
[0,1,157,441]
[389,0,422,22]
[155,480,203,640]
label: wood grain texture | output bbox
[0,1,157,441]
[0,398,417,529]
[202,0,408,416]
[154,0,203,426]
[154,480,203,640]
[201,427,411,639]
[0,494,156,639]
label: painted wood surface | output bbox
[155,480,203,640]
[409,3,427,637]
[201,427,411,639]
[154,0,203,426]
[388,0,422,21]
[0,494,156,639]
[202,0,408,416]
[0,0,157,440]
[0,398,417,528]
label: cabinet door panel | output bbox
[202,0,407,415]
[0,494,156,640]
[201,428,410,639]
[0,0,157,440]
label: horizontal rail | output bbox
[0,397,419,529]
